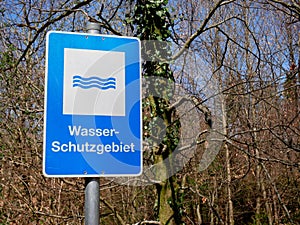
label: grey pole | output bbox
[85,177,100,225]
[84,22,101,225]
[87,22,101,34]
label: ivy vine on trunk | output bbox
[130,0,182,224]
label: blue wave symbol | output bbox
[72,75,116,90]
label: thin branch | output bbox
[225,138,300,167]
[100,197,126,225]
[189,187,225,224]
[96,4,122,36]
[260,162,294,224]
[268,127,300,152]
[269,0,300,14]
[34,210,84,219]
[108,0,124,23]
[171,0,236,60]
[168,95,212,127]
[15,0,94,69]
[212,34,229,75]
[131,221,161,225]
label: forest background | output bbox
[0,0,299,224]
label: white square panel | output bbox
[63,48,125,116]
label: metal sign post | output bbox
[84,22,101,225]
[85,176,100,225]
[43,20,141,224]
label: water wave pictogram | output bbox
[72,75,116,90]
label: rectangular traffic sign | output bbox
[43,31,142,177]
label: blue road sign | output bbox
[43,31,142,177]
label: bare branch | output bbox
[100,197,126,225]
[260,162,294,224]
[269,0,300,14]
[168,95,212,127]
[171,0,236,60]
[15,0,94,69]
[131,221,161,225]
[96,4,123,36]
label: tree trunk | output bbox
[221,92,234,225]
[255,149,262,225]
[262,179,273,225]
